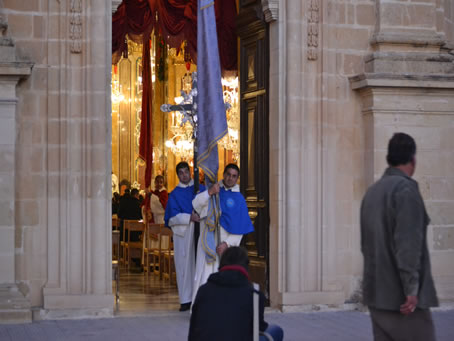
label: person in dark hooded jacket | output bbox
[188,246,283,341]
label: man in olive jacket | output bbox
[360,132,438,341]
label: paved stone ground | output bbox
[0,309,453,340]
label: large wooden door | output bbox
[237,0,270,297]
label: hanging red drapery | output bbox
[139,35,154,189]
[112,0,156,64]
[112,0,237,188]
[112,0,237,71]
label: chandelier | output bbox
[165,74,240,162]
[218,76,240,161]
[165,90,195,161]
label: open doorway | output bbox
[111,33,240,314]
[110,0,270,313]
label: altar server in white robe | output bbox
[192,164,254,302]
[164,162,205,312]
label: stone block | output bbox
[0,149,14,172]
[47,121,64,146]
[0,173,14,198]
[33,15,45,39]
[405,4,436,29]
[91,147,108,173]
[347,4,355,25]
[3,0,40,12]
[17,92,39,119]
[0,201,13,227]
[0,117,15,145]
[327,1,346,25]
[343,54,364,76]
[356,4,376,26]
[426,201,454,225]
[15,40,45,65]
[428,177,454,201]
[16,200,39,227]
[5,13,33,39]
[417,176,431,199]
[68,94,83,119]
[380,3,405,27]
[335,27,371,51]
[336,198,353,226]
[286,21,303,51]
[440,127,454,151]
[16,173,45,200]
[433,226,454,251]
[31,66,48,91]
[431,251,454,275]
[415,150,446,177]
[47,146,60,173]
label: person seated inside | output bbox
[118,188,143,270]
[112,192,120,216]
[188,246,284,341]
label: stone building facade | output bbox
[0,0,453,322]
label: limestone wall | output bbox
[0,0,113,317]
[269,0,454,309]
[1,0,49,309]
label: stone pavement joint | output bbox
[0,309,453,340]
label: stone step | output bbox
[0,309,32,324]
[0,284,32,324]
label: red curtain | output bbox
[112,0,156,64]
[112,0,237,71]
[139,35,153,189]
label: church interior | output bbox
[110,4,240,313]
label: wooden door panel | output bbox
[237,0,270,297]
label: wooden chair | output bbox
[112,215,119,230]
[151,225,171,279]
[160,227,176,284]
[143,223,161,275]
[112,230,120,301]
[123,220,145,270]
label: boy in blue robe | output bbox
[164,161,205,311]
[192,164,254,302]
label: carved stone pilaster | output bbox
[40,0,113,319]
[261,0,278,23]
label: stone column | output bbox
[351,1,454,301]
[269,0,344,309]
[0,19,33,323]
[39,0,114,319]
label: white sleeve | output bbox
[168,213,191,227]
[192,190,210,219]
[224,232,243,247]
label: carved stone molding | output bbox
[261,0,278,23]
[307,0,319,61]
[70,0,82,53]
